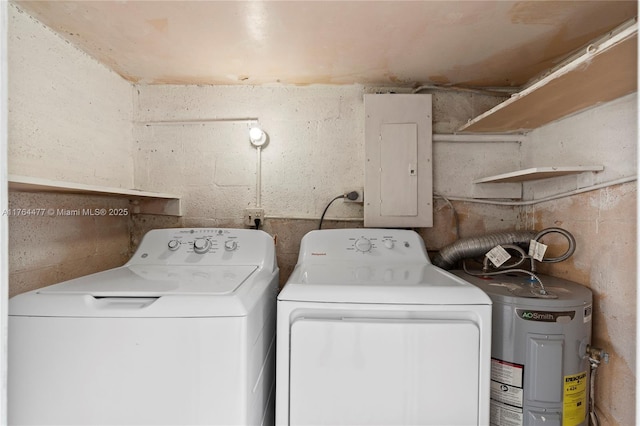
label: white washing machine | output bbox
[276,229,492,426]
[9,228,279,426]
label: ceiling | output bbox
[13,1,638,88]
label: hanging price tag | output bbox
[486,245,511,267]
[529,240,548,262]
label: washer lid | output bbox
[278,263,491,305]
[9,265,264,318]
[38,265,259,297]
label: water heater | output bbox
[452,271,592,426]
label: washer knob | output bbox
[193,238,211,254]
[355,238,372,253]
[224,240,238,251]
[167,240,180,251]
[383,239,394,249]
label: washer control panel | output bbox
[128,228,274,266]
[300,229,430,263]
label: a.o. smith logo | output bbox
[516,309,575,322]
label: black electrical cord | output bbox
[318,194,346,230]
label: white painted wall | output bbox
[7,3,133,188]
[434,140,521,198]
[521,93,637,200]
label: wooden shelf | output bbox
[459,20,637,134]
[8,175,182,216]
[474,166,604,184]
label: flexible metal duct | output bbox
[433,230,537,270]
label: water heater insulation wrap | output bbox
[452,271,592,426]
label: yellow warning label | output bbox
[563,371,587,426]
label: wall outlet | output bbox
[244,208,265,227]
[343,188,364,203]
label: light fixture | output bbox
[249,126,268,147]
[248,126,268,211]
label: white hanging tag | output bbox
[529,239,548,262]
[486,245,511,267]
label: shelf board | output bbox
[8,175,182,216]
[474,166,604,184]
[459,20,637,133]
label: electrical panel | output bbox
[364,94,433,227]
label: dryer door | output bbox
[289,317,479,425]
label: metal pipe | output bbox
[432,134,525,143]
[587,345,609,426]
[589,360,600,426]
[138,117,259,126]
[534,227,576,263]
[463,262,554,297]
[411,84,518,96]
[256,146,262,208]
[436,175,637,206]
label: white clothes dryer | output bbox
[276,229,492,426]
[9,228,278,426]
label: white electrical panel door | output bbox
[365,94,433,227]
[380,123,418,216]
[288,317,480,425]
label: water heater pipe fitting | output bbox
[587,345,610,364]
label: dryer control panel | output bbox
[127,228,276,267]
[298,229,430,264]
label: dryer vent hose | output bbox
[432,227,577,270]
[433,231,537,270]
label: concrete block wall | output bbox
[131,85,517,286]
[7,3,133,295]
[520,94,637,426]
[8,3,134,188]
[8,192,131,298]
[133,85,366,220]
[523,182,636,426]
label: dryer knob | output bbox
[383,239,394,249]
[193,238,211,254]
[167,240,180,251]
[355,238,372,253]
[224,240,238,251]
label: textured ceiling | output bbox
[13,1,638,87]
